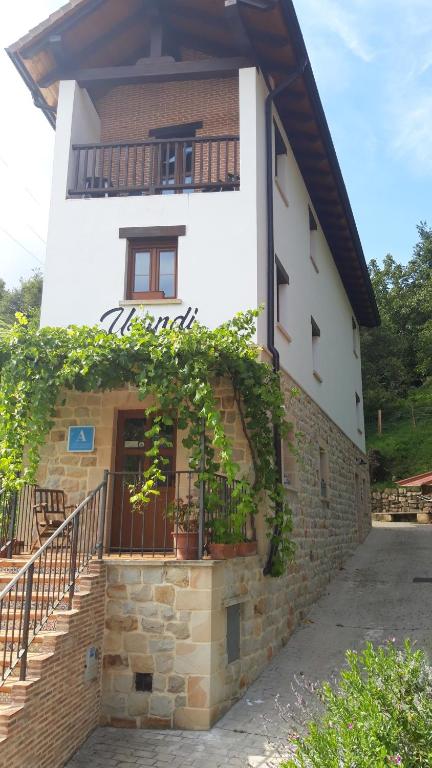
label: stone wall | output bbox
[102,560,225,730]
[372,487,432,521]
[34,370,371,731]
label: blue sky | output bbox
[0,0,431,287]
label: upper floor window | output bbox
[274,121,287,178]
[127,241,177,300]
[355,392,363,433]
[309,207,319,272]
[276,256,289,322]
[311,316,322,382]
[352,317,359,357]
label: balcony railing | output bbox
[107,470,247,558]
[68,135,240,197]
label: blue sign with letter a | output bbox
[68,426,95,453]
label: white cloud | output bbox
[297,0,376,63]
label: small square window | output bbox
[227,604,240,663]
[319,446,329,500]
[135,672,153,692]
[127,239,177,300]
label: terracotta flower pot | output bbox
[208,542,237,559]
[173,531,199,560]
[236,541,257,557]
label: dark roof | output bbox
[7,0,379,327]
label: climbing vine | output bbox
[0,309,295,575]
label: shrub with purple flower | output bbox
[281,640,432,768]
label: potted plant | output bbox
[207,518,240,559]
[236,539,257,557]
[169,496,200,560]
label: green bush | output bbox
[282,641,432,768]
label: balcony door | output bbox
[159,141,193,192]
[110,411,176,553]
[150,121,201,194]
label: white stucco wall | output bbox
[41,68,366,450]
[253,71,365,450]
[41,70,259,333]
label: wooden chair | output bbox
[31,488,76,552]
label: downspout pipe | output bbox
[263,59,308,576]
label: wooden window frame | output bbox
[126,239,178,301]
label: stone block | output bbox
[141,567,164,584]
[130,585,153,602]
[130,654,154,673]
[113,674,134,694]
[107,584,127,599]
[124,634,148,654]
[168,675,185,694]
[166,621,190,640]
[128,692,150,716]
[121,567,143,584]
[175,589,212,611]
[173,707,213,731]
[141,617,164,634]
[103,654,129,670]
[160,605,176,621]
[154,585,175,605]
[187,676,209,708]
[149,693,174,718]
[149,637,175,653]
[173,643,213,675]
[155,655,174,674]
[106,615,138,632]
[136,602,159,617]
[165,567,190,588]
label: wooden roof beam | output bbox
[58,57,252,87]
[38,6,151,88]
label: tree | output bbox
[361,223,432,420]
[0,271,43,326]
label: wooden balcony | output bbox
[68,135,240,197]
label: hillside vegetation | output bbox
[362,223,432,487]
[366,381,432,487]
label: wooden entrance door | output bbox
[110,411,176,553]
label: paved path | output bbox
[66,524,432,767]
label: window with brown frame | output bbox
[126,240,177,300]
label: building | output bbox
[0,1,378,764]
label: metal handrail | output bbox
[0,474,108,683]
[0,480,106,602]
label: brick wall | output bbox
[0,562,106,768]
[95,77,239,143]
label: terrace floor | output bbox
[66,523,432,767]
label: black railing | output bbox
[68,135,240,197]
[0,484,34,558]
[107,470,246,558]
[0,478,107,684]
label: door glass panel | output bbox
[123,418,147,448]
[123,454,143,474]
[183,143,193,185]
[159,250,176,297]
[161,143,176,194]
[134,251,150,292]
